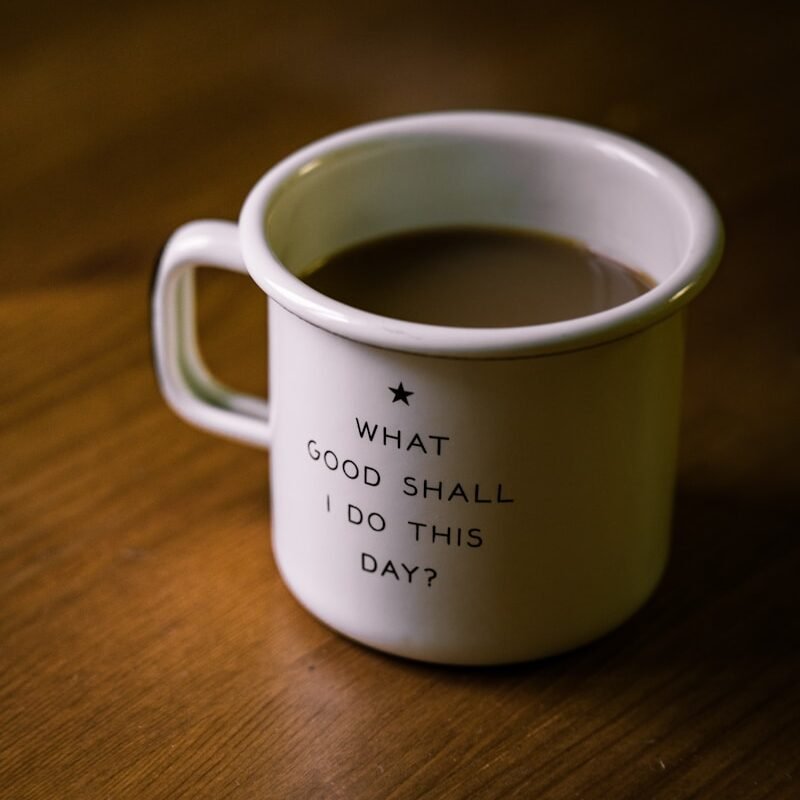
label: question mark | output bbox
[424,567,437,587]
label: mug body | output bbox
[268,302,684,664]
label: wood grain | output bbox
[1,1,798,798]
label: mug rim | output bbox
[239,111,724,357]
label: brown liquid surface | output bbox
[304,227,654,327]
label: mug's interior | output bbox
[264,130,693,285]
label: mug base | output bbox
[275,553,667,667]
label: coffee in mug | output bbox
[303,226,654,327]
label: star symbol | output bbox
[389,382,414,405]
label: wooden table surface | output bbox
[2,1,798,797]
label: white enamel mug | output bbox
[151,112,723,665]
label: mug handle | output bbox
[151,219,271,449]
